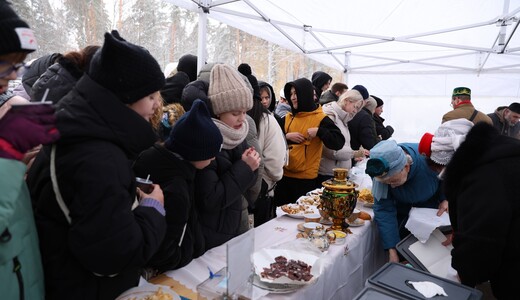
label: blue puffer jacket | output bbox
[0,159,44,300]
[373,143,443,250]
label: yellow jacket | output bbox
[284,107,326,179]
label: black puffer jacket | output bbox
[180,79,211,112]
[26,75,166,300]
[373,113,394,140]
[22,53,62,97]
[319,90,338,105]
[133,145,205,271]
[161,71,190,104]
[443,123,520,299]
[194,140,256,250]
[348,107,379,150]
[31,57,84,103]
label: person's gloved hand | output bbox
[0,104,60,160]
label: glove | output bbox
[0,104,60,160]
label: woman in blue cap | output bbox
[365,139,447,263]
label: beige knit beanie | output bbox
[208,63,253,115]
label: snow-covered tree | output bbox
[63,0,110,48]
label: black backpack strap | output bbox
[469,109,478,122]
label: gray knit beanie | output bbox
[208,63,252,115]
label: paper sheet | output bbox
[408,229,454,278]
[405,207,451,243]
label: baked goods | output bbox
[358,211,372,221]
[358,188,374,203]
[296,195,321,206]
[281,204,315,215]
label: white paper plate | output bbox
[347,219,365,227]
[280,203,319,218]
[252,248,320,286]
[252,274,304,293]
[116,284,181,300]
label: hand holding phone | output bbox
[0,101,59,159]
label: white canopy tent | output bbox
[164,0,520,141]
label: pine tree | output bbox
[63,0,110,48]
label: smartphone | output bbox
[9,101,53,112]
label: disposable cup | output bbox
[136,177,153,194]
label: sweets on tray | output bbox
[260,255,313,282]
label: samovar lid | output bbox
[322,179,357,191]
[322,167,358,191]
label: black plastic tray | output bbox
[367,262,482,300]
[395,234,429,272]
[353,286,414,300]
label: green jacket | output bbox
[0,158,44,300]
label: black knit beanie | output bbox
[372,95,384,107]
[238,63,261,101]
[177,54,198,82]
[0,0,37,55]
[88,30,165,104]
[352,85,369,100]
[165,99,223,161]
[508,102,520,114]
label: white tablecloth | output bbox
[162,201,386,300]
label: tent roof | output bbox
[165,0,520,97]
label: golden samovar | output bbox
[319,168,358,232]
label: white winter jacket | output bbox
[257,112,287,191]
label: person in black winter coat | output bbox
[180,79,210,112]
[26,30,167,300]
[31,45,100,103]
[443,122,520,299]
[160,71,190,104]
[348,85,379,150]
[134,100,223,272]
[21,52,61,96]
[196,64,260,250]
[372,95,394,140]
[311,71,332,100]
[177,53,198,82]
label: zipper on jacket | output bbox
[13,257,24,300]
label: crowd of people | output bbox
[1,1,519,299]
[365,87,519,299]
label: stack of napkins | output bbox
[405,207,451,243]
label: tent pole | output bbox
[197,1,210,76]
[344,51,350,85]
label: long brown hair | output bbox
[62,45,100,72]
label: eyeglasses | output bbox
[0,61,27,78]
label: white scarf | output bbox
[213,118,249,149]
